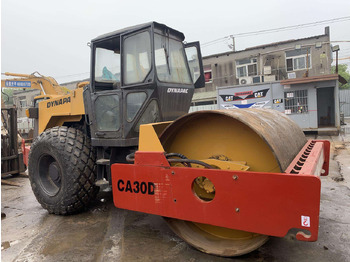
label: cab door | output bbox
[85,38,123,145]
[185,41,205,88]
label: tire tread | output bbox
[28,126,97,215]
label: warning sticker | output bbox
[220,88,270,102]
[301,215,310,227]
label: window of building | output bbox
[236,58,257,77]
[284,90,308,114]
[191,100,217,106]
[285,48,311,71]
[203,65,212,83]
[19,100,27,107]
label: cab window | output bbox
[154,34,191,84]
[123,31,151,85]
[126,92,147,122]
[95,95,120,131]
[95,48,121,83]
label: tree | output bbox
[331,64,350,89]
[1,88,23,106]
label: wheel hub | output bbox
[38,154,62,196]
[48,162,61,187]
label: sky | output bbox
[1,0,350,84]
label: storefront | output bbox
[217,74,342,133]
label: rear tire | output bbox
[28,126,97,215]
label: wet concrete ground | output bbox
[2,128,350,262]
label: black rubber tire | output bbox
[28,126,97,215]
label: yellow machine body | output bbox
[1,72,86,134]
[36,88,85,133]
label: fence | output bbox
[340,89,350,117]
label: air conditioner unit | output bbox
[239,77,253,85]
[264,75,276,82]
[252,76,264,84]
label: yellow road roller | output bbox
[26,22,330,257]
[112,108,329,256]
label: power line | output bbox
[30,17,350,80]
[202,16,350,48]
[54,72,90,79]
[233,16,350,37]
[201,37,227,47]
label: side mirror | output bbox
[185,42,205,88]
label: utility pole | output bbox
[227,35,235,51]
[332,45,340,73]
[305,48,309,77]
[231,36,235,52]
[335,49,339,73]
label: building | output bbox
[12,89,40,137]
[192,27,333,110]
[193,26,347,133]
[217,74,343,133]
[13,89,40,118]
[62,79,89,90]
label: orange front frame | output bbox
[111,140,329,242]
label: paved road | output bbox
[2,133,349,262]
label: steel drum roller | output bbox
[159,109,307,256]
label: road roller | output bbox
[26,22,330,257]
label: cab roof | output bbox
[91,21,185,43]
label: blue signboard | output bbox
[5,81,31,88]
